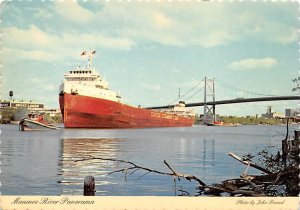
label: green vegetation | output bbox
[43,113,63,124]
[220,116,286,125]
[194,114,287,125]
[0,108,62,124]
[0,108,28,123]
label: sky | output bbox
[0,0,299,116]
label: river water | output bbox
[0,124,296,196]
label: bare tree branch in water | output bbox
[228,152,271,174]
[75,147,299,196]
[75,156,207,186]
[75,156,264,196]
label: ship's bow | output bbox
[59,83,65,122]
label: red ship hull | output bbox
[59,93,194,128]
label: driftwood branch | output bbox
[197,177,265,196]
[75,154,298,196]
[163,160,207,186]
[229,152,272,174]
[75,156,207,186]
[75,156,267,196]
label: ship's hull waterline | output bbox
[59,93,194,128]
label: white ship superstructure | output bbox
[59,51,121,103]
[157,101,195,117]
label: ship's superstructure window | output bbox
[68,70,93,74]
[95,85,104,89]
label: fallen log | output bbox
[242,166,299,184]
[229,152,272,174]
[198,183,264,197]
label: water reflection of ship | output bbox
[58,138,122,195]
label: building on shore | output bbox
[0,100,60,115]
[0,100,44,111]
[285,109,299,118]
[261,106,285,119]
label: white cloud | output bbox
[228,57,278,70]
[2,48,62,63]
[276,27,298,44]
[34,7,54,19]
[62,33,135,51]
[4,1,297,55]
[3,25,53,49]
[153,13,173,29]
[141,83,161,91]
[2,25,136,63]
[54,0,94,24]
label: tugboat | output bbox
[207,120,224,126]
[19,113,57,131]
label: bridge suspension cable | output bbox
[184,86,205,102]
[168,79,204,105]
[218,80,277,97]
[147,76,300,110]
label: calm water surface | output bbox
[0,124,296,196]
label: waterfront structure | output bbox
[285,109,299,118]
[59,51,195,128]
[261,106,285,119]
[0,100,44,111]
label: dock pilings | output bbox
[84,176,95,196]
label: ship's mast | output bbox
[87,50,96,69]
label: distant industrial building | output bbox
[285,109,299,118]
[0,100,44,111]
[261,106,285,119]
[0,100,61,116]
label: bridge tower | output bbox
[203,77,215,124]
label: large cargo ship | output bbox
[59,51,195,128]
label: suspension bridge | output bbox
[146,77,300,123]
